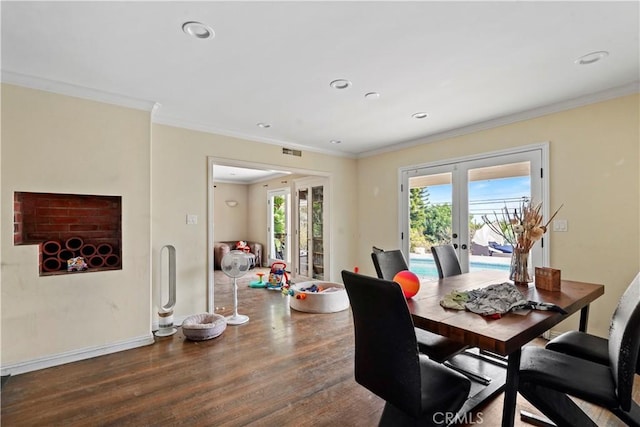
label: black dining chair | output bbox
[430,245,462,279]
[341,270,471,426]
[371,247,408,280]
[545,273,640,375]
[518,273,640,427]
[370,247,469,363]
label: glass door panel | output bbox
[267,189,290,266]
[408,170,454,280]
[298,189,309,277]
[295,178,329,281]
[311,185,324,280]
[467,162,531,273]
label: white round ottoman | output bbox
[181,313,227,341]
[289,281,350,313]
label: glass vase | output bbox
[510,249,532,285]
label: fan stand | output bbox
[221,250,250,326]
[226,276,249,325]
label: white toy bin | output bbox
[289,281,350,313]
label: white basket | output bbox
[289,281,349,313]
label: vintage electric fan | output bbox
[220,250,250,325]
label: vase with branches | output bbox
[482,198,563,285]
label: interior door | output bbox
[267,189,290,267]
[401,146,547,278]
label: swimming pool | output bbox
[409,256,510,279]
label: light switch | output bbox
[552,219,567,232]
[186,214,198,225]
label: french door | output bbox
[267,189,290,267]
[400,145,548,277]
[294,178,329,281]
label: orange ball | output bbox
[393,270,421,299]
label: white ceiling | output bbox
[213,164,291,184]
[2,1,639,158]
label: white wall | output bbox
[1,84,153,371]
[356,94,640,338]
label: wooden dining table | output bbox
[406,270,604,427]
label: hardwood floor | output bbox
[1,268,636,426]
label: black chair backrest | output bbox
[607,273,640,411]
[371,249,409,280]
[431,245,462,279]
[341,270,422,417]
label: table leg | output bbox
[579,305,590,332]
[501,348,521,427]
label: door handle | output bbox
[461,244,468,250]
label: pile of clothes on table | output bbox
[440,282,566,319]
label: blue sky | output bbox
[426,176,531,224]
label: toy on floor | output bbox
[267,261,288,290]
[249,272,266,288]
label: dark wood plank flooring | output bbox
[1,268,635,426]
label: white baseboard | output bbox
[1,334,155,376]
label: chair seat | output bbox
[520,346,618,409]
[547,330,640,374]
[519,274,640,427]
[546,331,609,364]
[415,328,468,363]
[379,355,471,426]
[417,354,471,418]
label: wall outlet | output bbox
[552,219,567,232]
[186,214,198,225]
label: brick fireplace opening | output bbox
[14,192,122,276]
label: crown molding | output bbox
[1,70,156,112]
[0,69,355,158]
[358,82,640,158]
[152,114,356,159]
[3,70,635,159]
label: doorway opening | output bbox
[207,158,330,311]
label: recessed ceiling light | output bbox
[330,79,352,90]
[257,123,271,128]
[182,21,215,39]
[365,92,380,100]
[330,140,342,144]
[412,112,429,119]
[575,51,609,65]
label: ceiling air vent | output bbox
[282,148,302,157]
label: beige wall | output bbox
[151,124,358,320]
[1,84,153,367]
[213,182,249,242]
[2,82,636,372]
[356,94,640,338]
